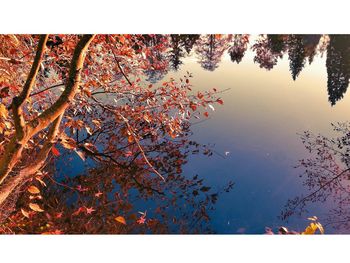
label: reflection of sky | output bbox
[164,49,350,234]
[55,45,350,233]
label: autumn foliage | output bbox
[0,34,227,234]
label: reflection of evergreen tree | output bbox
[228,35,249,64]
[195,34,231,71]
[288,35,307,80]
[267,34,287,54]
[326,35,350,105]
[302,35,321,64]
[288,35,322,80]
[183,35,200,54]
[169,35,186,70]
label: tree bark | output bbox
[0,34,95,207]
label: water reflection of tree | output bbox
[228,35,249,64]
[168,35,200,70]
[195,34,231,71]
[4,133,233,234]
[326,35,350,105]
[288,35,321,80]
[0,70,233,233]
[281,122,350,232]
[139,34,170,83]
[252,35,287,70]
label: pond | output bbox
[5,34,350,234]
[153,34,350,233]
[58,35,350,234]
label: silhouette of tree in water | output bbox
[303,35,322,64]
[139,34,170,83]
[288,35,307,80]
[195,34,231,71]
[287,35,321,80]
[228,35,249,64]
[1,127,234,234]
[326,35,350,105]
[168,35,200,71]
[168,35,186,71]
[183,34,200,54]
[281,122,350,232]
[252,35,287,70]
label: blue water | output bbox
[54,35,350,233]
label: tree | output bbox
[326,35,350,105]
[168,35,200,71]
[281,122,350,232]
[0,35,94,208]
[288,35,308,80]
[0,35,226,232]
[138,34,170,83]
[195,34,231,71]
[228,34,249,64]
[251,35,287,70]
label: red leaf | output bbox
[137,216,146,224]
[51,146,60,157]
[217,98,224,105]
[204,112,209,118]
[190,103,197,111]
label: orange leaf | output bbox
[28,185,40,194]
[0,104,8,119]
[115,216,127,225]
[128,135,134,143]
[29,203,44,212]
[204,112,209,117]
[51,146,60,157]
[21,209,30,218]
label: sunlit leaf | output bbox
[21,209,30,218]
[316,222,324,234]
[0,104,8,119]
[115,216,127,225]
[27,185,40,194]
[29,203,44,212]
[208,104,215,111]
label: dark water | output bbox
[56,35,350,234]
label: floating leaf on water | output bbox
[115,216,126,225]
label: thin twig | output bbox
[106,35,133,86]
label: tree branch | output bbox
[0,113,63,206]
[106,35,133,86]
[11,35,49,139]
[29,35,95,135]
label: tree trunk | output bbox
[0,34,95,210]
